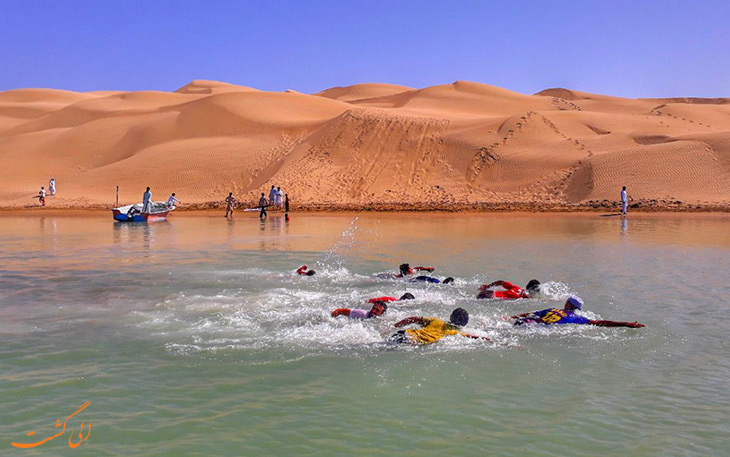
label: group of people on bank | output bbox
[302,263,645,346]
[225,185,290,220]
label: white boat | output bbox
[112,202,174,222]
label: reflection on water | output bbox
[1,212,730,457]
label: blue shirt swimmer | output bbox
[511,295,645,328]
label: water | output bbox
[1,212,729,456]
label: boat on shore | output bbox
[112,202,174,222]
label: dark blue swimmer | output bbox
[510,295,645,328]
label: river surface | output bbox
[1,212,729,457]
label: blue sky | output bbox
[1,0,728,97]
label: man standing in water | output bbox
[142,187,152,213]
[225,192,237,218]
[285,194,290,221]
[621,186,628,215]
[259,192,268,220]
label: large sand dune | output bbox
[1,80,729,210]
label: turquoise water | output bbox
[1,213,729,456]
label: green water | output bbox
[1,213,729,456]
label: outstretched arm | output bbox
[331,308,352,318]
[394,316,425,328]
[459,332,491,341]
[297,265,308,275]
[414,266,435,272]
[588,320,645,328]
[508,311,536,319]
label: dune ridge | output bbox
[1,79,729,211]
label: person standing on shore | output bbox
[259,192,268,220]
[225,192,237,218]
[268,185,277,209]
[621,186,628,215]
[285,194,290,221]
[142,187,152,213]
[38,186,46,206]
[275,186,283,210]
[49,178,56,196]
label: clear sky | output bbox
[1,0,729,97]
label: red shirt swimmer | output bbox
[297,265,316,276]
[477,279,541,300]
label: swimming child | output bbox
[510,295,645,327]
[332,301,389,319]
[297,265,316,276]
[389,308,490,344]
[477,279,541,299]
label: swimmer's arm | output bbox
[367,296,397,303]
[509,311,536,319]
[394,316,425,327]
[459,332,491,341]
[484,280,513,289]
[588,320,645,328]
[297,265,307,275]
[414,266,435,272]
[331,308,351,318]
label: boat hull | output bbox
[112,203,172,222]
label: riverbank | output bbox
[3,198,730,213]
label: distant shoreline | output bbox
[2,199,730,214]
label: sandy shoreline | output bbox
[3,199,730,214]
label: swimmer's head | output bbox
[449,307,469,327]
[526,279,541,293]
[399,263,410,275]
[565,295,583,310]
[369,301,388,317]
[399,292,415,300]
[477,289,494,299]
[443,277,454,284]
[306,270,316,276]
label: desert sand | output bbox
[1,79,729,211]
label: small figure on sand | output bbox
[258,192,268,219]
[49,177,56,196]
[225,192,237,218]
[390,308,491,345]
[621,186,628,215]
[142,187,152,213]
[167,193,180,208]
[38,186,46,206]
[477,279,541,299]
[510,295,645,328]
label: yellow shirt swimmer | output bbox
[390,308,491,345]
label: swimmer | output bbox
[390,308,491,344]
[510,295,645,328]
[367,292,415,303]
[477,279,541,299]
[411,276,454,284]
[395,263,435,277]
[332,301,388,319]
[297,265,316,276]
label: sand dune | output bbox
[1,79,729,210]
